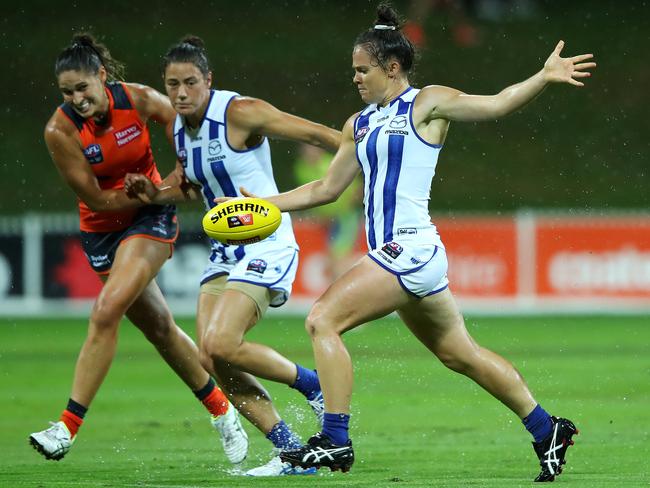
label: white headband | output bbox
[374,24,396,30]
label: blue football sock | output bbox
[523,404,553,443]
[266,420,302,450]
[323,412,350,446]
[290,364,321,400]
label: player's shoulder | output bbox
[123,81,173,121]
[415,85,463,109]
[44,107,79,143]
[343,112,361,133]
[121,82,156,108]
[227,95,265,116]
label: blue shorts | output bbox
[80,205,178,274]
[368,240,449,298]
[201,245,299,308]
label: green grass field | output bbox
[1,316,648,487]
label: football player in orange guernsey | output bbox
[29,33,249,465]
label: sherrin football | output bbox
[202,197,282,245]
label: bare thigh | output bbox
[307,256,412,334]
[93,237,171,326]
[397,288,483,368]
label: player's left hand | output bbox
[124,173,158,203]
[543,40,596,87]
[213,186,259,204]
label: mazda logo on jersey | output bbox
[390,116,407,129]
[83,143,103,164]
[208,140,222,156]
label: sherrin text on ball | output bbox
[202,197,282,245]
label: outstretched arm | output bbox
[225,114,360,212]
[228,97,341,153]
[422,41,596,122]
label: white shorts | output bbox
[201,245,299,308]
[368,240,449,298]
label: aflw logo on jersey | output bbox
[355,126,370,144]
[210,202,269,224]
[83,143,103,164]
[114,124,142,147]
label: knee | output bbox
[201,332,240,366]
[438,352,475,375]
[90,294,127,335]
[305,302,339,339]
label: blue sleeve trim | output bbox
[409,90,443,148]
[223,95,266,153]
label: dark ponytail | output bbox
[161,35,211,77]
[354,2,416,73]
[54,33,125,82]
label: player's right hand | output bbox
[214,186,259,204]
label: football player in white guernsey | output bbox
[235,3,594,481]
[125,36,340,476]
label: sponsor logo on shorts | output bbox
[354,126,370,144]
[381,241,403,259]
[227,213,254,228]
[89,253,110,267]
[389,116,407,129]
[211,202,269,225]
[83,143,103,164]
[246,259,267,274]
[397,228,417,236]
[114,124,142,147]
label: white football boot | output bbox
[211,402,248,464]
[29,421,74,461]
[307,391,325,427]
[245,454,317,476]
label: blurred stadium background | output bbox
[1,1,648,486]
[1,0,648,316]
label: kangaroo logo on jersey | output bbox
[227,213,254,228]
[246,259,267,274]
[208,140,222,156]
[177,147,188,167]
[381,241,403,259]
[83,144,103,164]
[354,126,370,144]
[389,116,407,129]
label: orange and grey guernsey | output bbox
[58,82,162,232]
